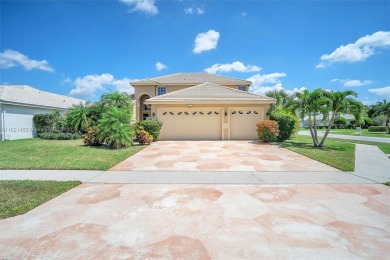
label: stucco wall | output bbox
[1,104,65,141]
[133,84,250,121]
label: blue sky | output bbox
[1,0,389,104]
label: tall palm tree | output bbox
[319,90,359,146]
[288,89,329,147]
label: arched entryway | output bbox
[139,94,151,121]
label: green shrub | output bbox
[139,120,163,141]
[368,126,388,132]
[97,107,134,149]
[362,117,374,129]
[270,112,297,141]
[33,111,61,133]
[256,120,279,143]
[135,125,153,145]
[83,126,101,146]
[334,117,348,129]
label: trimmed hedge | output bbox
[138,120,163,141]
[39,132,82,140]
[368,126,388,132]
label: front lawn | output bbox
[279,135,355,171]
[326,138,390,155]
[317,128,390,138]
[0,180,80,219]
[0,139,146,170]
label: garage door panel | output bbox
[230,107,263,140]
[158,108,222,140]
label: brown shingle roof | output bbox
[131,73,251,86]
[145,82,276,104]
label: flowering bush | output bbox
[83,126,101,146]
[135,125,153,145]
[256,120,279,142]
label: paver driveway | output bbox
[111,141,339,172]
[1,183,389,259]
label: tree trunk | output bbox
[308,114,320,147]
[319,114,335,147]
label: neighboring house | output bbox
[131,73,276,140]
[300,112,355,127]
[0,85,85,141]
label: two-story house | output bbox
[130,73,276,140]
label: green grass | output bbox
[384,182,390,186]
[279,135,355,171]
[0,139,146,170]
[0,180,80,219]
[316,128,390,138]
[326,138,390,155]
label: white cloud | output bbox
[184,6,205,15]
[196,7,205,15]
[286,87,307,95]
[112,78,134,94]
[69,73,133,98]
[316,31,390,68]
[155,61,167,71]
[368,86,390,99]
[0,49,54,72]
[331,78,373,87]
[204,61,261,74]
[193,30,220,54]
[184,7,193,14]
[247,72,287,95]
[119,0,158,15]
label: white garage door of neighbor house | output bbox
[230,107,263,140]
[158,108,222,140]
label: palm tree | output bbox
[374,100,390,132]
[265,89,293,112]
[100,91,132,109]
[288,89,329,147]
[97,107,134,148]
[66,104,90,132]
[319,90,359,146]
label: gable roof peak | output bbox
[131,72,252,86]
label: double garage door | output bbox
[158,107,263,140]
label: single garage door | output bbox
[158,107,222,140]
[230,107,263,140]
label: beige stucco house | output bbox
[131,73,276,140]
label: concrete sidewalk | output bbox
[353,144,390,183]
[0,170,374,184]
[298,130,390,143]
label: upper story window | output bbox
[157,86,167,96]
[238,86,246,91]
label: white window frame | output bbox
[238,86,246,91]
[157,86,167,96]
